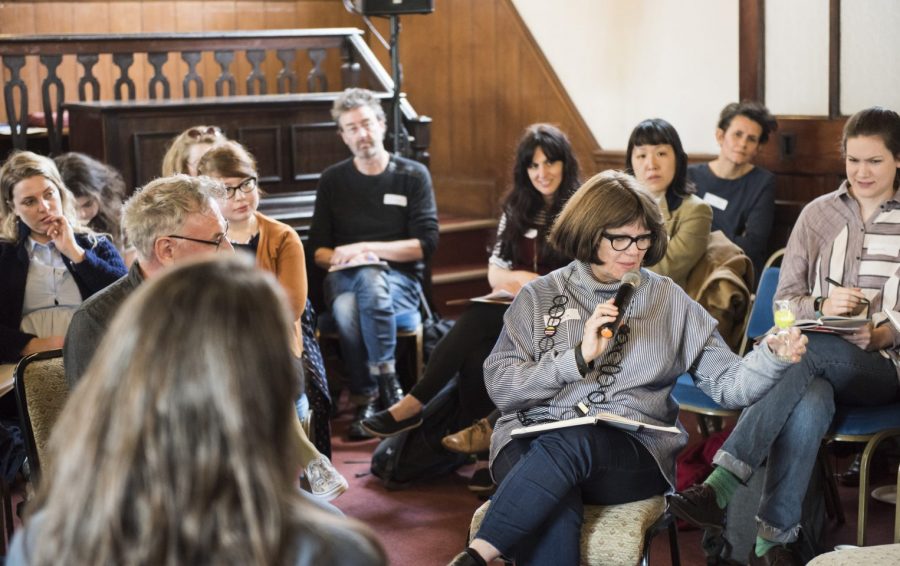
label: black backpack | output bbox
[370,377,470,489]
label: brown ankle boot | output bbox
[441,418,492,454]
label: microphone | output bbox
[599,271,641,339]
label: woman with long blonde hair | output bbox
[0,151,125,365]
[8,256,383,565]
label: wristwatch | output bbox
[814,296,825,317]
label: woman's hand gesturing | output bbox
[580,298,618,364]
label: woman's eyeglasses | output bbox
[186,126,222,139]
[602,232,654,251]
[223,177,257,199]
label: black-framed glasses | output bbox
[223,177,257,199]
[602,232,654,251]
[167,221,229,251]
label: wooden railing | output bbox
[0,28,430,162]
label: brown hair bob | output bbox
[549,170,667,267]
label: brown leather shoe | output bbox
[747,545,801,566]
[668,483,726,532]
[442,418,492,454]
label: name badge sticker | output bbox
[703,192,729,211]
[524,228,538,239]
[384,193,408,207]
[543,308,582,326]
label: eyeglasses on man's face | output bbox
[223,177,257,199]
[601,232,655,252]
[167,220,229,251]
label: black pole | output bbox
[389,14,403,155]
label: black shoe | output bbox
[668,483,726,532]
[467,468,495,495]
[747,545,801,566]
[377,372,404,409]
[447,549,486,566]
[347,401,378,441]
[839,453,862,486]
[360,408,423,438]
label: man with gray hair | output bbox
[64,174,231,386]
[309,87,439,440]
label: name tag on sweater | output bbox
[384,194,407,207]
[524,228,538,239]
[703,192,728,211]
[543,308,581,326]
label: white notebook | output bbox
[510,412,680,439]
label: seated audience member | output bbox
[360,124,579,455]
[161,125,226,176]
[449,171,806,566]
[670,106,900,565]
[8,257,385,566]
[197,141,348,501]
[688,101,778,275]
[53,152,134,264]
[308,88,439,440]
[625,118,713,289]
[0,151,126,369]
[63,174,232,386]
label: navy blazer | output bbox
[0,223,126,363]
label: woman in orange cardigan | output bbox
[198,140,348,501]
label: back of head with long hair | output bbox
[29,256,378,565]
[54,152,127,247]
[624,118,693,199]
[0,150,92,242]
[496,123,581,265]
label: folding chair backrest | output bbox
[745,266,780,341]
[14,350,68,483]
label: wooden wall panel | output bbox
[390,0,600,218]
[2,0,600,222]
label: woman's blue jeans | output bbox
[475,425,667,565]
[323,266,420,399]
[713,332,898,542]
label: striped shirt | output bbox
[488,209,550,271]
[484,261,791,488]
[775,181,900,373]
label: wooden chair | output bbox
[469,496,680,566]
[13,349,69,485]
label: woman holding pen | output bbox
[671,106,900,564]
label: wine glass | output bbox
[772,299,795,362]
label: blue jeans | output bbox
[713,332,898,543]
[476,426,667,565]
[324,266,421,398]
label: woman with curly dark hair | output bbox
[361,124,580,451]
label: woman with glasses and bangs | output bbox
[197,140,349,502]
[625,118,713,289]
[448,170,807,566]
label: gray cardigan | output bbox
[485,261,791,488]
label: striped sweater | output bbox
[484,261,791,488]
[776,181,900,372]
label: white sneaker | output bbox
[305,455,348,502]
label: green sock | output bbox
[703,467,740,509]
[754,536,779,557]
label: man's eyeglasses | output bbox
[186,126,222,139]
[167,221,229,251]
[602,232,654,251]
[223,177,257,199]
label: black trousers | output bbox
[409,302,506,424]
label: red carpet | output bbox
[328,402,484,565]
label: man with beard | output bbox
[309,88,438,440]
